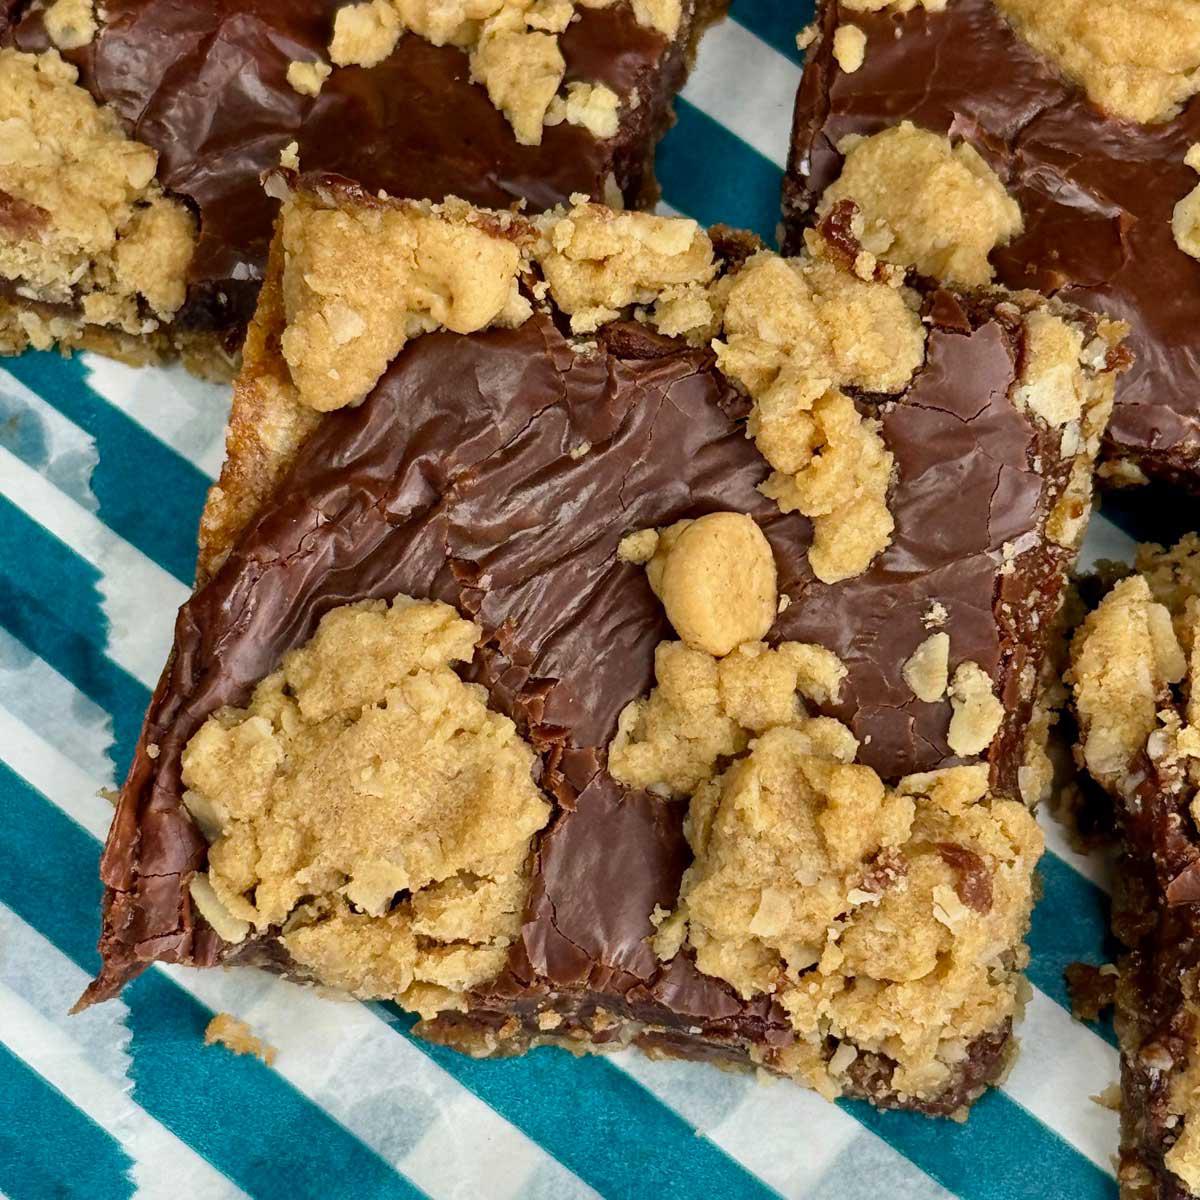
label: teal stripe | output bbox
[1,448,1118,1200]
[380,1004,782,1200]
[846,1089,1116,1200]
[0,1043,134,1200]
[657,99,783,245]
[728,0,814,66]
[2,355,206,585]
[0,762,427,1200]
[0,496,146,768]
[1028,856,1118,1046]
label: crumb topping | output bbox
[946,662,1004,757]
[832,24,867,73]
[649,711,1040,1101]
[1067,575,1187,785]
[286,60,332,96]
[609,639,850,797]
[1174,144,1200,260]
[43,0,96,49]
[317,0,678,147]
[903,632,950,703]
[204,1014,277,1066]
[278,187,531,410]
[818,124,1022,288]
[0,49,195,338]
[535,201,717,333]
[842,0,946,11]
[994,0,1200,124]
[633,513,779,657]
[180,596,550,1017]
[715,250,925,583]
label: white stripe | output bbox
[1078,510,1135,573]
[612,1048,952,1200]
[0,444,186,689]
[0,365,100,514]
[681,18,799,169]
[0,626,113,784]
[1038,805,1114,893]
[0,907,247,1200]
[1003,987,1119,1175]
[0,699,599,1200]
[79,353,230,483]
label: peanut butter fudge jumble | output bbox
[0,0,722,375]
[785,0,1200,491]
[82,175,1126,1117]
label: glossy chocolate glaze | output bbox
[86,287,1081,1109]
[784,0,1200,483]
[3,0,703,338]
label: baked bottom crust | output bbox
[84,177,1125,1116]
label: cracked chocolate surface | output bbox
[88,283,1089,1110]
[1,0,710,342]
[784,0,1200,484]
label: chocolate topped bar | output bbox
[1068,537,1200,1199]
[0,0,721,374]
[83,176,1125,1115]
[784,0,1200,489]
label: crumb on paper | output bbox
[204,1013,277,1065]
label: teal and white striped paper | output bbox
[0,3,1147,1196]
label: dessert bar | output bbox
[83,175,1126,1116]
[0,0,722,375]
[784,0,1200,490]
[1069,536,1200,1199]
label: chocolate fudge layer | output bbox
[784,0,1200,488]
[1069,537,1200,1199]
[0,0,721,375]
[83,176,1125,1115]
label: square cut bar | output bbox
[84,174,1126,1116]
[1069,537,1200,1199]
[784,0,1200,490]
[0,0,724,377]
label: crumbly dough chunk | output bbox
[1067,575,1186,785]
[287,60,332,96]
[330,0,403,68]
[818,124,1022,287]
[903,632,950,703]
[0,49,195,337]
[832,24,867,73]
[995,0,1200,124]
[657,725,1041,1102]
[536,201,717,333]
[545,82,622,139]
[204,1014,277,1066]
[43,0,96,49]
[636,513,778,657]
[278,187,531,410]
[180,596,550,1017]
[715,250,925,583]
[609,639,850,797]
[1174,144,1200,260]
[946,662,1004,757]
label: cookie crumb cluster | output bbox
[288,0,679,145]
[995,0,1200,124]
[204,1014,277,1066]
[1174,144,1200,260]
[181,596,550,1018]
[818,124,1022,287]
[0,49,195,352]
